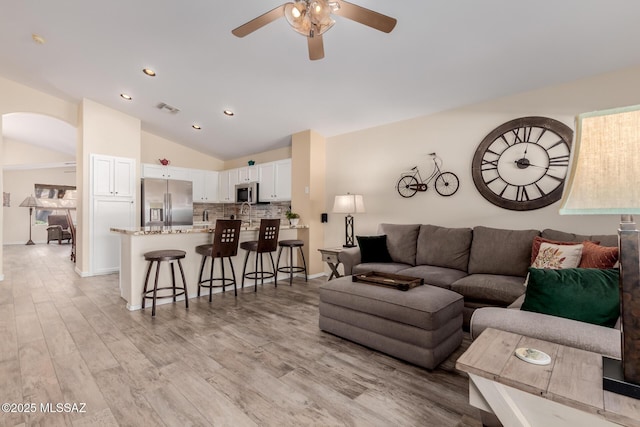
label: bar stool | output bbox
[276,240,308,286]
[142,249,188,317]
[241,218,281,291]
[195,219,242,301]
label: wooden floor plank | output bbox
[0,243,480,426]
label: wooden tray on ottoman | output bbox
[352,271,424,291]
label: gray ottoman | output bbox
[319,275,464,369]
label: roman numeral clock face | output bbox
[472,117,573,211]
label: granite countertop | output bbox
[111,223,308,236]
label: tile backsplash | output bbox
[194,201,292,225]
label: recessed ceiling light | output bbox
[32,34,46,44]
[142,68,156,77]
[192,124,201,130]
[120,93,132,100]
[223,110,234,117]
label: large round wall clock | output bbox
[471,116,573,211]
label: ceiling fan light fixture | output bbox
[309,0,331,25]
[285,2,311,36]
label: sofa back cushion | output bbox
[541,228,617,248]
[468,226,540,276]
[416,224,472,271]
[378,224,421,266]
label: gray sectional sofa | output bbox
[337,223,618,327]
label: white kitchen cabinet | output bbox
[141,163,191,181]
[90,154,136,276]
[238,166,259,183]
[218,169,239,202]
[167,166,191,181]
[92,154,135,198]
[259,159,291,201]
[91,198,135,275]
[192,170,219,203]
[141,163,167,179]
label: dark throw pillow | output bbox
[357,235,393,263]
[521,268,619,327]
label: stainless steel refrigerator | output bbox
[141,178,194,226]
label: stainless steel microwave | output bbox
[235,182,260,204]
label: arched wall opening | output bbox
[2,112,77,249]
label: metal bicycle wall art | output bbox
[396,153,460,198]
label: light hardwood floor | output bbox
[0,243,482,427]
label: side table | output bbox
[456,328,640,427]
[318,247,343,280]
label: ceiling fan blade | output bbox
[308,34,325,60]
[232,4,287,38]
[333,1,397,33]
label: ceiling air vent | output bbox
[156,102,180,114]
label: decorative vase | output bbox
[289,218,299,227]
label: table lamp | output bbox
[332,193,365,248]
[559,104,640,398]
[19,195,42,245]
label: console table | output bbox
[318,247,344,280]
[456,328,640,427]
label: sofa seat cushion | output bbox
[468,226,540,277]
[352,263,410,276]
[470,307,621,359]
[320,277,463,331]
[398,265,468,290]
[378,223,421,266]
[415,224,472,271]
[451,274,525,305]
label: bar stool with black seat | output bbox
[195,219,242,301]
[142,249,188,317]
[241,218,281,291]
[276,239,308,286]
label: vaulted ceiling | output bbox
[2,1,640,160]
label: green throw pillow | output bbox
[521,268,620,327]
[357,235,393,263]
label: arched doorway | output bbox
[2,112,76,248]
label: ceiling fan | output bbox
[231,0,397,60]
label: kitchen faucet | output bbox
[240,202,252,227]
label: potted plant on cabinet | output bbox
[286,210,300,226]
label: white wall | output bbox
[3,138,74,167]
[141,131,224,170]
[323,66,640,248]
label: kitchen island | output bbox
[111,223,307,310]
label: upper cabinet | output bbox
[192,170,219,203]
[137,158,291,204]
[141,164,191,181]
[92,154,135,198]
[238,165,259,183]
[259,159,291,201]
[218,169,239,203]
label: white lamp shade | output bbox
[332,194,365,214]
[19,195,42,208]
[559,104,640,215]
